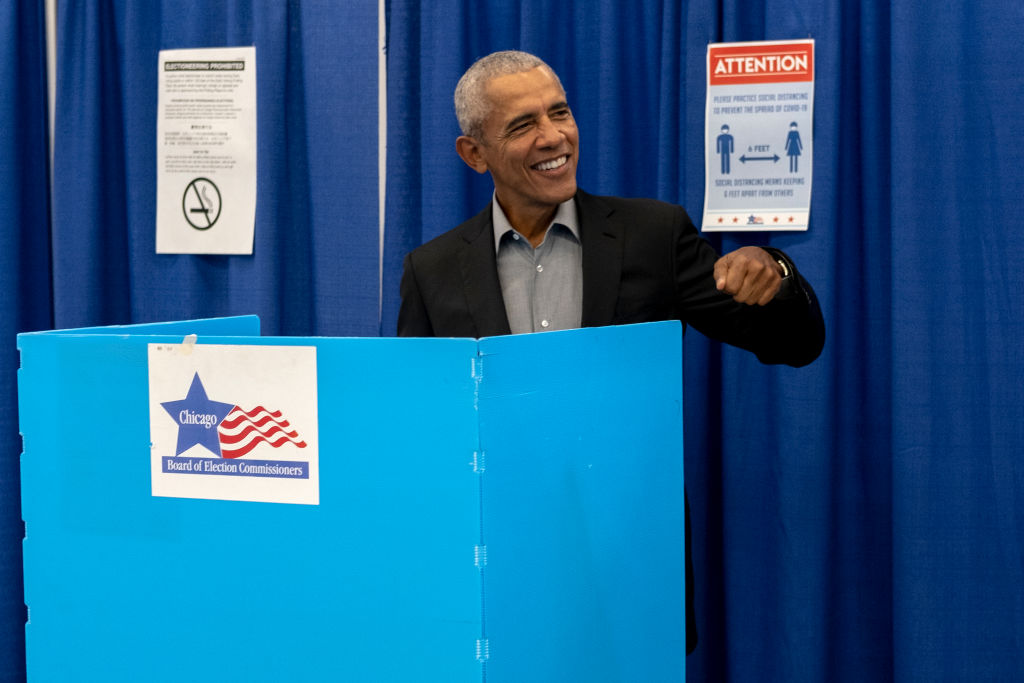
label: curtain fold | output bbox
[0,3,51,681]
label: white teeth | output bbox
[534,155,567,171]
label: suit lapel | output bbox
[457,205,512,337]
[577,191,623,327]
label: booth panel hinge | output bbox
[474,544,487,568]
[472,450,486,473]
[475,638,490,662]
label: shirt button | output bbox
[512,233,520,240]
[541,320,550,328]
[536,264,544,273]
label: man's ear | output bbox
[456,136,489,174]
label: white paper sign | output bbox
[149,343,318,505]
[156,47,257,253]
[702,40,814,232]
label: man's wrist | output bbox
[774,256,790,279]
[761,247,792,279]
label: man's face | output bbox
[465,67,579,224]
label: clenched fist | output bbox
[713,246,785,306]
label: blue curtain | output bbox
[888,3,1024,679]
[52,0,379,335]
[2,1,379,681]
[382,1,1024,681]
[3,1,1024,681]
[0,3,51,681]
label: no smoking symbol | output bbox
[182,178,222,230]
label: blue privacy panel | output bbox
[478,322,686,682]
[19,318,481,682]
[19,318,685,681]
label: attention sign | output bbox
[702,40,815,232]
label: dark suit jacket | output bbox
[398,189,825,367]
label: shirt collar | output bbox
[491,194,580,253]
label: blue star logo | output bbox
[161,373,236,457]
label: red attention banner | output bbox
[709,41,814,86]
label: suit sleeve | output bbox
[671,207,825,367]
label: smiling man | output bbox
[396,50,825,652]
[398,50,823,353]
[453,62,579,245]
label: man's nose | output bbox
[535,116,565,147]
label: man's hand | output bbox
[713,246,784,306]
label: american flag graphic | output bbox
[217,405,307,459]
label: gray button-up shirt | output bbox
[492,198,583,335]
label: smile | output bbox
[532,155,568,171]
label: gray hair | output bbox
[454,50,563,139]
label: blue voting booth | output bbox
[17,318,685,682]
